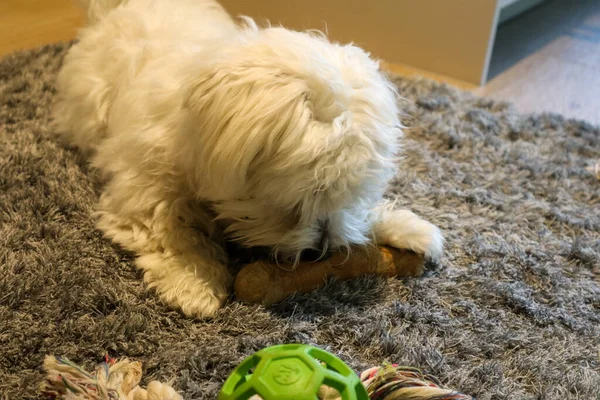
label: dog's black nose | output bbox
[299,248,332,262]
[299,218,330,262]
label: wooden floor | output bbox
[479,0,600,126]
[1,0,599,126]
[0,0,83,56]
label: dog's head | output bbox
[180,23,401,263]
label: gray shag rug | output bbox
[1,43,599,400]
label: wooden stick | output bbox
[234,246,425,307]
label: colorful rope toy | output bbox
[40,345,473,400]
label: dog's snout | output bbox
[317,217,330,250]
[300,248,332,262]
[299,218,331,262]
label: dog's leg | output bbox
[95,180,231,318]
[371,202,444,260]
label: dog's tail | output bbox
[77,0,126,23]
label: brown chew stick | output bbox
[234,246,425,307]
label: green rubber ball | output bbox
[218,344,368,400]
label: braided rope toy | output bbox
[40,355,181,400]
[40,350,472,400]
[360,364,471,400]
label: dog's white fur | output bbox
[54,0,443,318]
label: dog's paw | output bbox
[175,288,227,319]
[375,209,444,261]
[138,253,231,319]
[417,223,444,260]
[156,278,229,319]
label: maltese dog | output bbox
[54,0,443,318]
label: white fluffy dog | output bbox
[54,0,443,318]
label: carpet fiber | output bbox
[1,43,599,400]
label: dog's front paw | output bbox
[375,209,444,260]
[417,223,444,260]
[138,253,231,319]
[157,277,229,319]
[173,285,228,319]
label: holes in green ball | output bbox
[318,385,342,399]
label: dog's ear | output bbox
[181,66,312,200]
[181,61,399,218]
